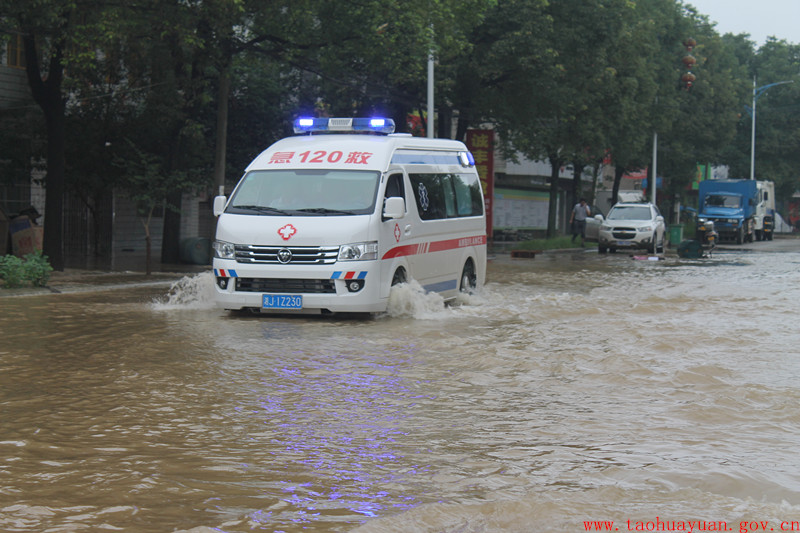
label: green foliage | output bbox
[0,255,26,288]
[0,251,53,288]
[22,250,54,287]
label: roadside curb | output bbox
[0,267,207,298]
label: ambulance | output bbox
[211,117,487,314]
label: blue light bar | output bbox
[458,151,476,167]
[293,117,396,135]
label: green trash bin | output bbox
[668,224,683,247]
[677,239,703,258]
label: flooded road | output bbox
[2,246,800,532]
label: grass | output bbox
[511,235,595,251]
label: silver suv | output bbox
[596,202,665,254]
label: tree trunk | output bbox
[161,192,182,264]
[589,160,601,209]
[612,166,625,206]
[213,57,231,196]
[22,34,66,271]
[143,212,153,276]
[437,104,452,139]
[547,154,563,239]
[145,234,152,276]
[571,159,583,211]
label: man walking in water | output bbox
[570,198,591,247]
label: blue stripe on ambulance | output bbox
[423,279,458,293]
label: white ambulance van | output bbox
[211,117,487,314]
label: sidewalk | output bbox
[0,264,209,298]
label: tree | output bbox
[115,141,194,275]
[656,6,749,202]
[487,0,639,237]
[0,1,72,270]
[747,39,800,197]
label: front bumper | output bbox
[212,259,387,313]
[598,229,653,249]
[701,218,742,239]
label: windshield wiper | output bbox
[230,205,292,215]
[296,207,358,215]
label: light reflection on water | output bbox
[2,250,800,532]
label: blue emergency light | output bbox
[293,117,396,135]
[458,151,476,167]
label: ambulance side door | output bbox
[405,171,459,289]
[380,171,412,288]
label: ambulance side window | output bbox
[410,173,445,220]
[453,172,484,217]
[384,173,405,200]
[409,172,483,220]
[441,174,457,218]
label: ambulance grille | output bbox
[236,278,336,294]
[234,245,339,264]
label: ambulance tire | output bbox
[391,267,407,286]
[459,260,477,293]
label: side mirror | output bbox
[213,195,227,216]
[383,197,405,220]
[656,215,664,223]
[594,214,604,222]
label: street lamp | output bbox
[750,77,794,179]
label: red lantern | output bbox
[683,37,697,50]
[682,54,697,68]
[682,72,696,89]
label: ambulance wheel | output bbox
[459,260,477,293]
[391,267,407,286]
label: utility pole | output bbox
[750,77,794,179]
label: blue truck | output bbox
[696,179,775,244]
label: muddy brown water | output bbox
[2,248,800,532]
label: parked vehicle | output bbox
[696,179,775,243]
[584,204,605,242]
[596,202,666,254]
[211,117,487,314]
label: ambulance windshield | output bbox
[226,169,380,216]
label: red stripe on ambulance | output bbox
[382,234,486,259]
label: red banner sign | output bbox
[466,129,494,241]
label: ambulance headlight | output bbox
[338,241,378,261]
[213,240,236,260]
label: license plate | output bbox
[262,294,303,309]
[616,240,634,246]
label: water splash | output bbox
[384,279,448,318]
[151,271,217,310]
[383,279,487,319]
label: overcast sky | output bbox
[686,0,800,46]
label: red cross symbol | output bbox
[393,223,401,242]
[278,224,297,240]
